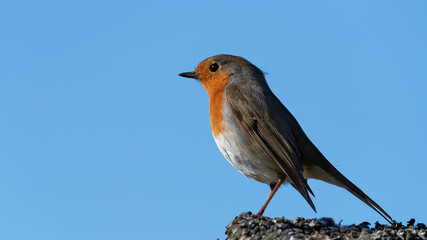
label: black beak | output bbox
[178,71,200,79]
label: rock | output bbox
[225,212,427,240]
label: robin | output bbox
[179,54,393,223]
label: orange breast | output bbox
[201,71,229,137]
[209,89,225,137]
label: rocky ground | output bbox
[225,212,426,240]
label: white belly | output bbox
[213,106,282,183]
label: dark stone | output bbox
[225,212,427,240]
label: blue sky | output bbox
[0,1,426,239]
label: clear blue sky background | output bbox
[1,1,426,239]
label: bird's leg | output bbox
[257,177,285,216]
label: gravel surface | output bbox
[225,212,426,240]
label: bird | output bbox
[178,54,393,223]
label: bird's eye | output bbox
[209,63,219,72]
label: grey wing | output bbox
[266,92,393,223]
[226,90,316,212]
